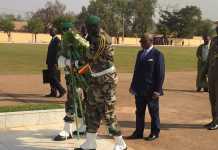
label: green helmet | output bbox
[85,15,101,26]
[62,21,74,30]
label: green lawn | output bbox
[0,103,64,113]
[0,43,197,74]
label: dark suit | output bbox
[130,47,165,136]
[46,36,64,95]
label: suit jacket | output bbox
[130,47,165,96]
[46,36,61,67]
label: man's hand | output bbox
[129,88,135,95]
[152,91,160,100]
[58,56,67,68]
[58,56,71,68]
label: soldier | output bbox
[54,21,88,141]
[206,26,218,130]
[196,35,210,92]
[74,16,127,150]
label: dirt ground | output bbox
[0,72,217,150]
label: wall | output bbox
[0,32,203,47]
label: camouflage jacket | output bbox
[86,30,115,73]
[60,30,90,89]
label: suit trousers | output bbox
[135,95,160,136]
[47,65,64,93]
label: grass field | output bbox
[0,103,64,113]
[0,43,198,112]
[0,43,197,74]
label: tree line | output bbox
[0,0,216,42]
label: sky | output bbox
[0,0,217,21]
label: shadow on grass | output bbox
[0,92,65,104]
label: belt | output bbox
[91,66,116,77]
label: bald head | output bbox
[141,33,153,41]
[49,28,57,37]
[140,33,153,49]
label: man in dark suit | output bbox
[45,28,66,98]
[127,33,165,141]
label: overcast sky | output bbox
[0,0,217,21]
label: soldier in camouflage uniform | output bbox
[206,26,218,130]
[196,35,210,92]
[74,16,127,150]
[54,22,89,141]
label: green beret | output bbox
[85,15,101,26]
[62,21,74,29]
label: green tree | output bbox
[196,19,215,37]
[76,6,89,29]
[132,0,157,36]
[32,0,67,31]
[27,18,44,43]
[0,17,15,42]
[177,6,202,38]
[157,6,202,38]
[53,15,75,33]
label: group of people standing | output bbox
[45,14,218,150]
[196,27,218,130]
[45,14,165,150]
[46,15,129,150]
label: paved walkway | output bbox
[0,124,134,150]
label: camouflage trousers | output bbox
[64,75,86,123]
[86,72,121,136]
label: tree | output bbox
[77,0,156,37]
[0,17,15,42]
[27,18,44,43]
[132,0,157,36]
[32,0,67,31]
[196,19,215,37]
[75,6,89,30]
[177,6,202,38]
[157,6,202,38]
[53,15,75,33]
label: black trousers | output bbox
[208,71,218,124]
[47,65,64,94]
[135,95,160,136]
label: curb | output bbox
[0,109,65,129]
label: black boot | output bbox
[58,88,66,98]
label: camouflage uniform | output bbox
[208,36,218,124]
[54,28,90,141]
[62,31,88,122]
[85,30,121,136]
[196,44,209,91]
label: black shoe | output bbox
[58,89,66,98]
[196,88,201,92]
[144,134,159,141]
[53,134,72,141]
[45,93,57,97]
[73,130,86,136]
[208,124,218,130]
[203,88,208,92]
[74,148,96,150]
[204,121,214,128]
[126,131,143,139]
